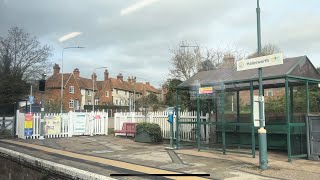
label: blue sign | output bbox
[28,95,34,104]
[168,114,173,123]
[24,128,33,136]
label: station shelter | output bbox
[175,55,320,161]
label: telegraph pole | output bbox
[256,0,268,170]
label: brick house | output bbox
[38,64,161,112]
[43,64,96,111]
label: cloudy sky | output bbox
[1,0,319,87]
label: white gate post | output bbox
[68,111,73,137]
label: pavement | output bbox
[0,135,320,180]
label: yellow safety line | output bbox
[0,140,208,180]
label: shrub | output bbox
[136,122,163,142]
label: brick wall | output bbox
[239,88,285,105]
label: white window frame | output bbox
[69,86,74,94]
[266,90,273,97]
[116,99,118,105]
[87,100,92,105]
[95,98,99,105]
[87,90,91,96]
[69,99,74,108]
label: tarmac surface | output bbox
[0,135,320,180]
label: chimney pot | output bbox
[73,68,80,78]
[53,64,60,74]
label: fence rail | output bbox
[114,111,209,141]
[16,110,108,139]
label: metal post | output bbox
[175,91,180,149]
[61,48,65,115]
[92,72,95,112]
[257,0,268,169]
[221,91,226,154]
[197,93,201,151]
[306,81,310,114]
[40,73,46,140]
[30,85,32,113]
[237,91,240,122]
[170,119,173,147]
[250,81,256,158]
[285,78,291,161]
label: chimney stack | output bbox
[146,82,150,85]
[117,73,123,81]
[91,73,97,82]
[222,54,235,67]
[104,69,109,81]
[132,76,136,83]
[127,76,132,82]
[53,64,60,74]
[73,68,80,78]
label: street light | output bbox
[60,46,85,114]
[92,66,107,112]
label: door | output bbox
[307,115,320,160]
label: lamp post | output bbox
[256,0,268,170]
[92,67,107,112]
[60,46,85,115]
[39,72,46,140]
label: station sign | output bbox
[237,53,283,71]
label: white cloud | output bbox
[59,32,82,42]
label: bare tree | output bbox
[0,27,53,81]
[247,43,281,58]
[169,41,246,80]
[0,27,53,103]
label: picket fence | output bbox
[114,111,209,142]
[16,110,108,139]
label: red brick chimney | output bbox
[222,54,235,68]
[104,69,109,81]
[91,73,97,81]
[53,64,60,74]
[117,73,123,81]
[73,68,80,78]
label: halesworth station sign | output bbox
[237,53,283,71]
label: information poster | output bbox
[74,113,86,134]
[44,115,61,135]
[24,113,33,136]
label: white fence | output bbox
[114,111,209,142]
[16,110,108,139]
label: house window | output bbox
[87,100,92,105]
[69,100,74,108]
[69,86,74,94]
[125,91,127,95]
[116,89,118,94]
[116,99,118,105]
[105,91,109,97]
[95,98,99,105]
[87,90,91,96]
[75,100,79,110]
[266,90,273,97]
[137,94,140,98]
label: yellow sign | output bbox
[44,115,61,135]
[199,87,214,94]
[24,121,33,128]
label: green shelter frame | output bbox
[175,56,320,161]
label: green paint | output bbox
[285,78,292,162]
[197,94,201,151]
[306,81,310,114]
[250,81,256,158]
[175,91,180,149]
